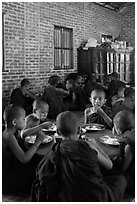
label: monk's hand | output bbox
[86,138,98,152]
[91,106,98,114]
[36,130,45,143]
[41,121,53,129]
[96,107,105,116]
[86,107,97,116]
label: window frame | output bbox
[107,50,134,82]
[54,25,73,70]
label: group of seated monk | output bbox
[2,71,135,201]
[8,71,135,118]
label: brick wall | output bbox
[2,2,134,107]
[120,4,135,47]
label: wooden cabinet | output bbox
[77,47,135,84]
[107,49,135,82]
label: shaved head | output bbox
[56,111,78,138]
[114,110,135,134]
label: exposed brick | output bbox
[120,4,135,46]
[2,2,135,106]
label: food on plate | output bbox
[80,135,91,141]
[42,124,57,132]
[25,135,53,144]
[100,135,120,145]
[43,135,53,143]
[84,124,105,131]
[25,135,36,144]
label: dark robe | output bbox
[87,105,113,129]
[31,140,126,202]
[2,132,42,195]
[107,80,125,99]
[10,87,33,115]
[73,86,88,111]
[122,143,135,196]
[84,81,105,98]
[42,86,65,119]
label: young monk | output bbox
[31,111,127,202]
[113,110,135,196]
[111,85,125,106]
[42,75,66,119]
[10,78,36,115]
[112,87,135,116]
[2,104,45,194]
[84,89,113,128]
[21,99,52,138]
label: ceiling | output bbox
[95,2,134,12]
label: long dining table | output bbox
[25,129,120,159]
[24,111,121,159]
[81,129,121,159]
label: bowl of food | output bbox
[100,135,120,146]
[25,135,53,144]
[42,124,57,133]
[84,123,105,132]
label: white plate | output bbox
[42,124,57,132]
[100,135,120,146]
[84,124,105,131]
[25,135,53,144]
